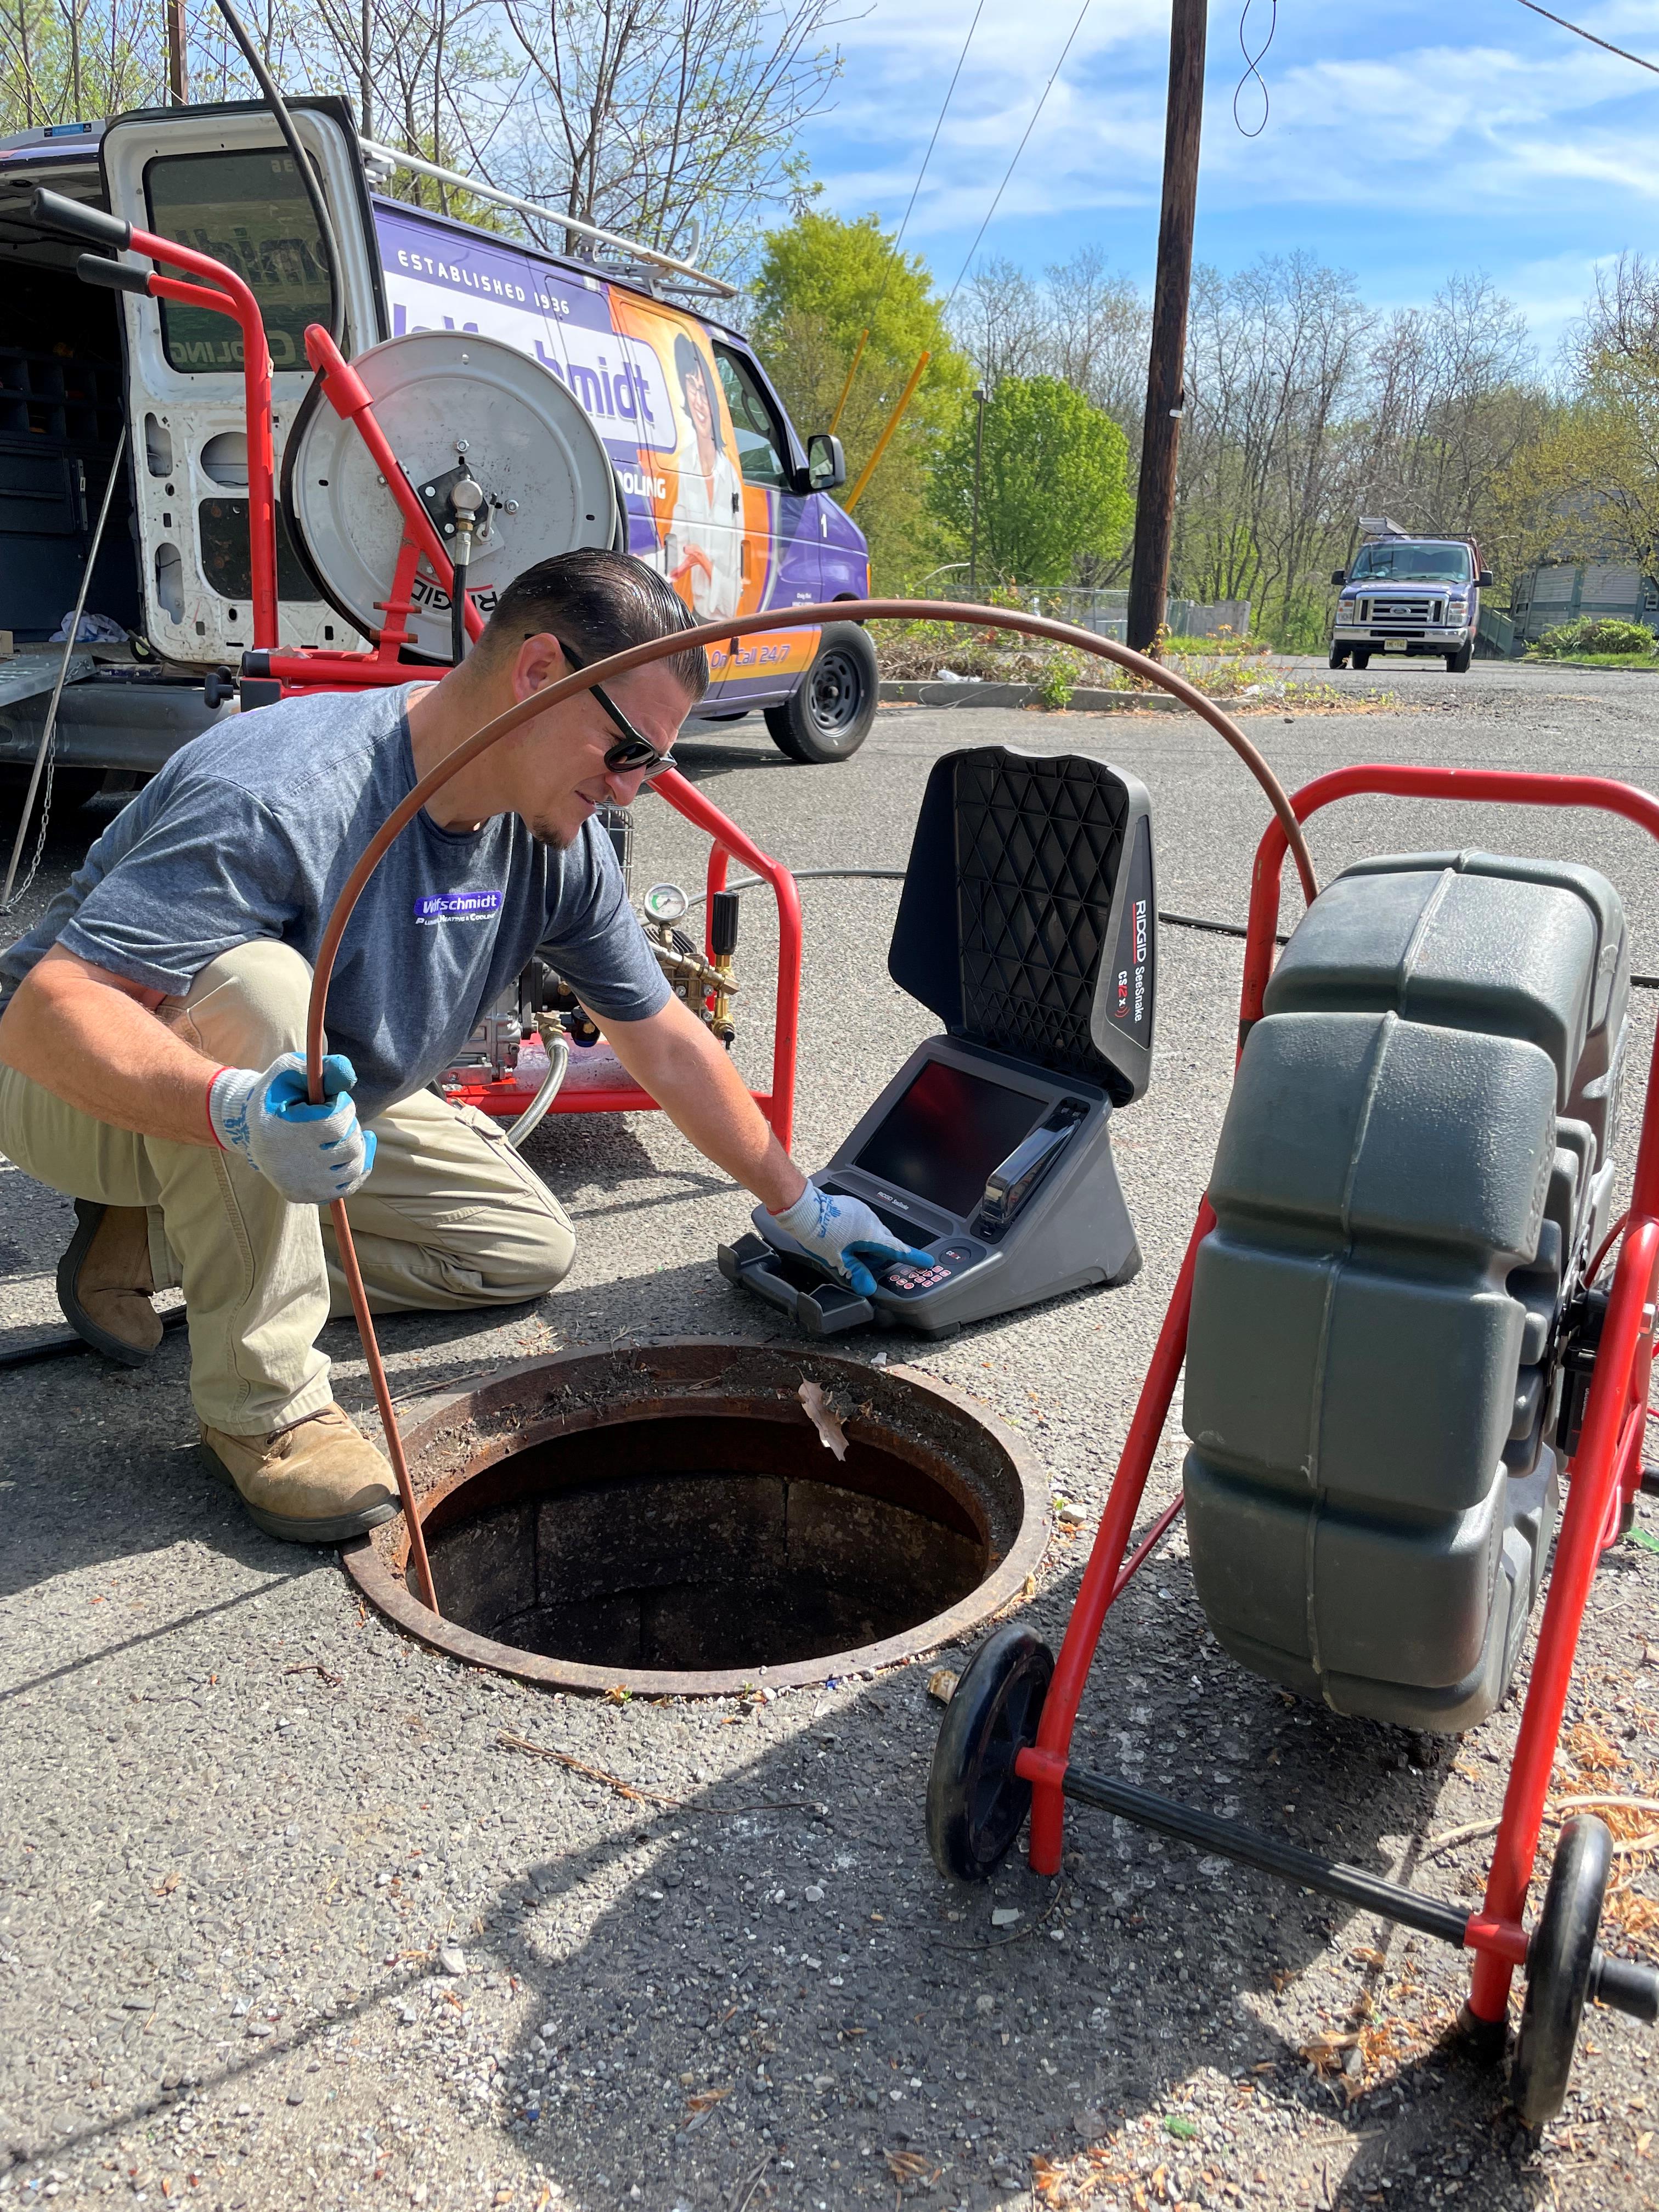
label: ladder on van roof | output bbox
[356,139,738,303]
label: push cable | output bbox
[208,0,347,345]
[301,598,1317,1618]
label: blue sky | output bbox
[793,0,1659,360]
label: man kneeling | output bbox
[0,551,924,1543]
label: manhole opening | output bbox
[350,1343,1046,1694]
[424,1410,991,1673]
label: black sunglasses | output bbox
[550,639,677,780]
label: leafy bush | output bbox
[1532,617,1659,658]
[1035,653,1081,709]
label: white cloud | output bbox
[789,0,1659,335]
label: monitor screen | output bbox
[854,1058,1045,1218]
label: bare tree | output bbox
[953,257,1049,388]
[1042,245,1149,446]
[1173,253,1372,639]
[1354,274,1540,561]
[486,0,842,272]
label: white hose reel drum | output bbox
[284,329,620,661]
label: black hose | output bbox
[683,868,1294,946]
[208,0,346,346]
[451,554,468,668]
[0,1307,189,1372]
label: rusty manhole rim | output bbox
[340,1337,1047,1696]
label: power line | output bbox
[1233,0,1277,136]
[871,0,988,320]
[944,0,1093,314]
[1510,0,1659,74]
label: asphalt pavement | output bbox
[4,661,1659,2212]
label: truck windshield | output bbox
[144,149,330,373]
[1349,541,1471,584]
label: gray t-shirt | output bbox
[0,683,670,1119]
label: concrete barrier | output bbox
[878,680,1183,712]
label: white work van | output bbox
[0,97,876,797]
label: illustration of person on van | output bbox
[661,331,743,619]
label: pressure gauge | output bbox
[642,882,690,927]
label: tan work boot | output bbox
[57,1199,162,1366]
[200,1402,398,1544]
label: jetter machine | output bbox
[929,775,1659,2129]
[721,746,1155,1337]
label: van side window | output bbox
[144,150,330,375]
[713,346,789,490]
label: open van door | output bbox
[99,98,385,667]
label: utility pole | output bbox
[1126,0,1206,655]
[968,381,989,599]
[166,0,188,103]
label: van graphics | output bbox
[374,204,840,698]
[413,890,504,924]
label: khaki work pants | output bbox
[0,938,574,1435]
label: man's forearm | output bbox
[0,950,221,1144]
[597,998,807,1214]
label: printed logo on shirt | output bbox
[413,890,504,925]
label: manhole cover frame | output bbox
[341,1338,1047,1695]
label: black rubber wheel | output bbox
[1328,647,1347,669]
[763,620,878,763]
[926,1623,1054,1882]
[1447,641,1473,674]
[1351,649,1372,670]
[1512,1815,1613,2127]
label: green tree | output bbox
[749,210,971,589]
[930,374,1133,588]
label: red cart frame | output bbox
[1017,764,1659,2027]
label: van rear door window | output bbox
[144,150,329,373]
[714,346,789,489]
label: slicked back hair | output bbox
[476,548,709,701]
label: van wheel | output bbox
[1329,647,1347,669]
[1351,650,1372,670]
[764,622,878,763]
[1447,642,1472,673]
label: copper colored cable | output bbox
[305,598,1318,1615]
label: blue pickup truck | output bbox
[1329,523,1493,674]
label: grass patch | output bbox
[1163,631,1271,658]
[1521,650,1659,669]
[871,618,1401,712]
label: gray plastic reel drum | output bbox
[286,330,618,658]
[1182,850,1630,1734]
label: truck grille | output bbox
[1355,596,1444,627]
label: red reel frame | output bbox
[1015,763,1659,2029]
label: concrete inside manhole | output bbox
[343,1341,1047,1696]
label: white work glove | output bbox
[208,1051,377,1205]
[768,1180,932,1297]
